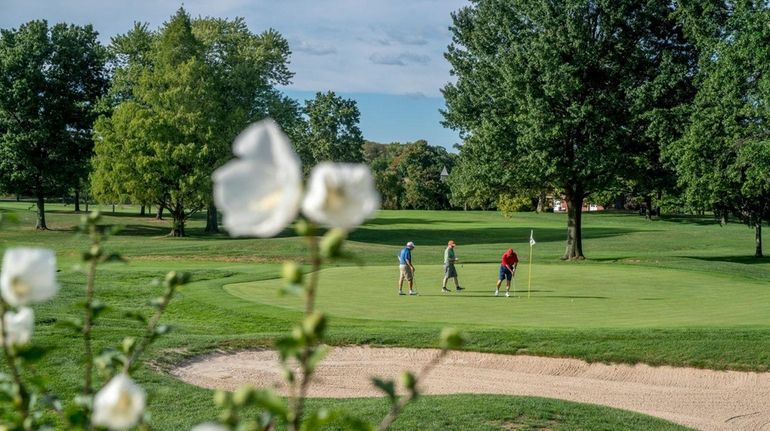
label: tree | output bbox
[443,0,696,259]
[364,142,405,209]
[666,1,770,257]
[447,156,498,210]
[396,140,454,210]
[304,91,364,163]
[93,9,213,237]
[193,19,293,232]
[92,9,293,236]
[0,20,107,229]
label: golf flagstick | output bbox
[528,230,536,298]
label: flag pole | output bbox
[528,230,534,298]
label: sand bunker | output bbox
[171,346,770,431]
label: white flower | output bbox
[92,374,146,431]
[2,307,33,347]
[191,423,228,431]
[213,119,302,237]
[302,163,380,229]
[0,248,58,306]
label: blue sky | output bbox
[0,0,468,150]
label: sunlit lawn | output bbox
[3,201,768,429]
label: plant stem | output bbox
[377,350,448,431]
[125,283,177,372]
[305,233,321,316]
[289,232,322,431]
[0,300,29,421]
[83,223,98,396]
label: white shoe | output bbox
[505,292,510,297]
[495,290,499,296]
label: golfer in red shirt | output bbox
[496,248,519,297]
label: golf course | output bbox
[3,201,769,429]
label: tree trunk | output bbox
[204,203,219,233]
[755,223,763,258]
[170,209,185,237]
[644,195,653,219]
[74,190,81,213]
[85,190,89,212]
[562,189,584,260]
[536,192,546,213]
[112,204,116,214]
[35,190,47,230]
[156,204,164,220]
[140,205,145,216]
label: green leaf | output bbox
[301,407,340,431]
[306,345,330,374]
[15,346,47,363]
[371,378,396,402]
[124,311,148,325]
[320,228,347,259]
[302,312,326,341]
[274,336,301,361]
[252,389,288,419]
[101,252,127,264]
[56,317,84,333]
[439,327,464,350]
[400,371,417,394]
[155,324,171,336]
[91,300,108,319]
[121,337,136,355]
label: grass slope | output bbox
[3,201,768,429]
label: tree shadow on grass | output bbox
[684,255,770,265]
[349,226,642,246]
[660,215,721,226]
[363,217,475,226]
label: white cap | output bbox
[406,241,415,248]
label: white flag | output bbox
[529,230,536,246]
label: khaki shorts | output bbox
[399,264,413,282]
[444,263,457,278]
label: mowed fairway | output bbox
[225,263,770,328]
[3,202,770,429]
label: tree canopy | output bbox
[91,9,292,236]
[443,0,697,259]
[0,20,107,229]
[303,91,365,164]
[665,0,770,257]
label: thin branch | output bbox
[82,223,98,396]
[377,350,449,431]
[124,281,177,372]
[289,232,322,431]
[0,300,30,421]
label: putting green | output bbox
[224,263,770,329]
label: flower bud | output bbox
[440,327,464,350]
[320,228,347,258]
[282,261,303,285]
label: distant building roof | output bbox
[440,166,449,177]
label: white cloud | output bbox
[369,52,431,66]
[0,0,469,95]
[292,39,337,56]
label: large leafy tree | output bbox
[0,20,107,229]
[397,140,454,210]
[443,0,696,259]
[92,9,293,236]
[363,142,405,209]
[304,91,364,163]
[193,19,293,232]
[666,1,770,257]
